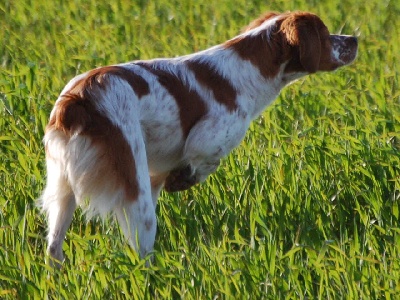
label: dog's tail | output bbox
[40,69,142,218]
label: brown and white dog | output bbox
[40,11,357,264]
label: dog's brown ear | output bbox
[281,13,321,73]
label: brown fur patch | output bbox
[186,60,237,112]
[47,67,141,201]
[224,30,286,79]
[223,12,291,79]
[72,65,150,98]
[136,62,208,138]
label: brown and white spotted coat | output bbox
[40,11,357,265]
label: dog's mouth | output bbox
[339,49,358,65]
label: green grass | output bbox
[1,0,399,298]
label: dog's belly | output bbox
[143,124,186,174]
[146,147,184,175]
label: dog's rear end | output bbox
[40,67,157,266]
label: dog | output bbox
[40,11,358,265]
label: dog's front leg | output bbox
[164,114,249,192]
[164,159,220,192]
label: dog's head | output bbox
[278,11,358,73]
[227,11,358,77]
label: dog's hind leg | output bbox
[40,138,77,267]
[114,195,156,259]
[114,130,157,259]
[45,191,76,267]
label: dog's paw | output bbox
[164,165,198,192]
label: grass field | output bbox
[1,0,399,298]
